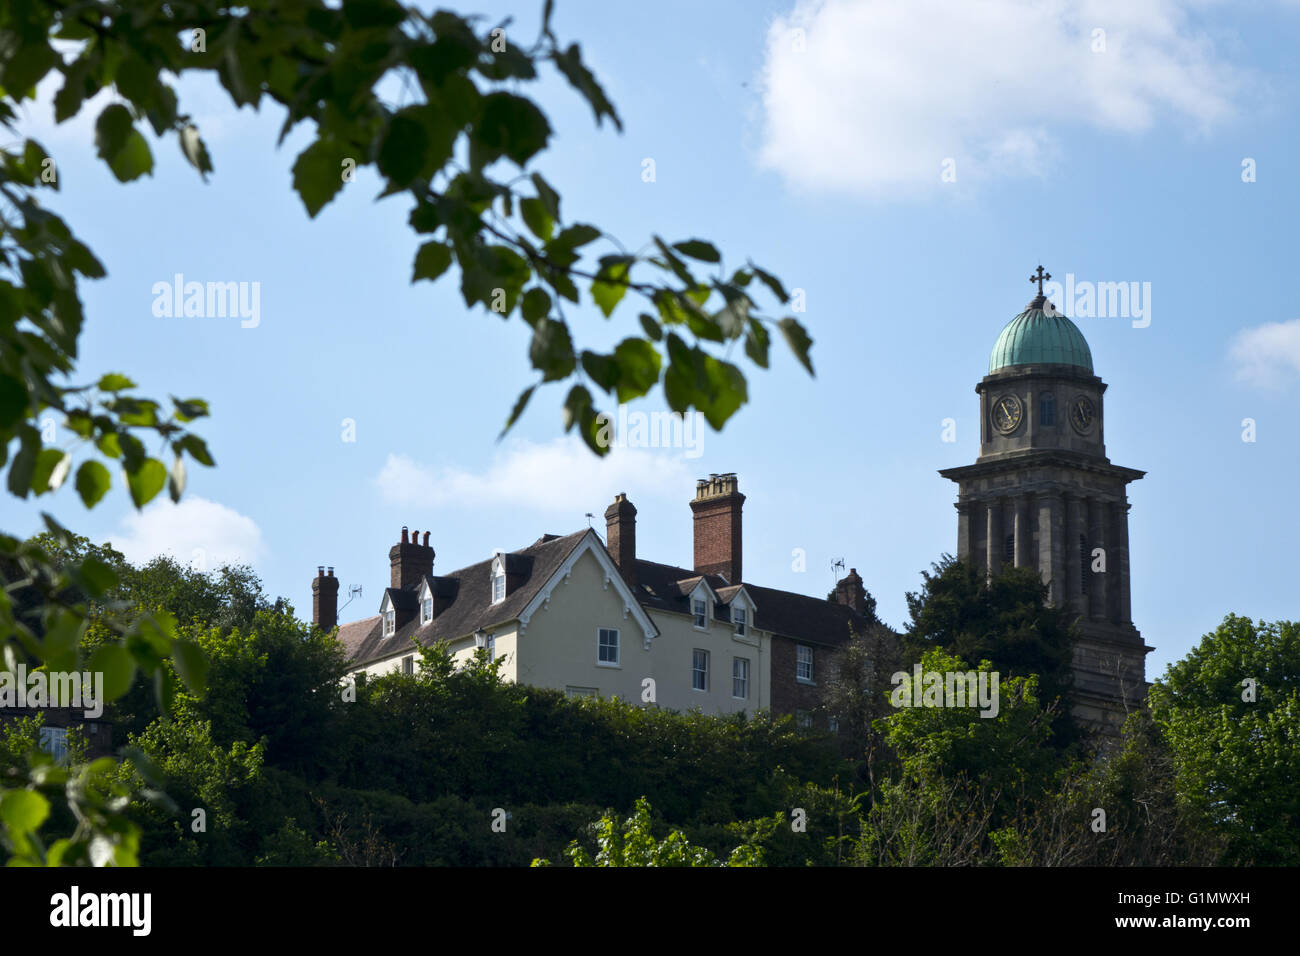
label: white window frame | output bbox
[796,644,815,683]
[565,686,598,698]
[691,649,709,692]
[732,657,749,700]
[491,572,506,604]
[733,607,747,636]
[597,627,620,667]
[383,609,396,637]
[693,598,707,629]
[421,596,433,624]
[402,655,414,675]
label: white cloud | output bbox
[1229,319,1300,388]
[757,0,1248,196]
[110,496,265,570]
[376,436,694,514]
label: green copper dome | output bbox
[989,299,1093,373]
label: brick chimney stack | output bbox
[604,493,637,587]
[389,525,435,591]
[690,473,744,585]
[834,568,869,616]
[312,566,339,632]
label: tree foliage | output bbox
[1148,614,1300,865]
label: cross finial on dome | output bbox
[1029,265,1051,296]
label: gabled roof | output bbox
[340,533,874,668]
[633,559,869,647]
[381,588,418,612]
[339,530,588,668]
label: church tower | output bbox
[939,267,1152,735]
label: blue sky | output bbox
[8,0,1300,680]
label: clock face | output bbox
[1070,395,1095,433]
[991,394,1023,434]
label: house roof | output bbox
[338,530,588,668]
[631,559,871,647]
[340,532,874,668]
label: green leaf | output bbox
[0,790,49,835]
[545,223,601,269]
[412,242,453,282]
[591,257,632,318]
[520,197,554,241]
[177,434,215,467]
[3,41,58,97]
[752,266,790,304]
[154,667,176,715]
[521,287,551,325]
[553,43,622,130]
[31,448,68,495]
[75,460,111,507]
[171,639,208,694]
[744,319,770,368]
[562,384,607,456]
[0,373,28,428]
[580,351,619,393]
[695,354,748,429]
[97,373,136,392]
[639,313,663,341]
[94,104,153,182]
[530,173,560,220]
[529,319,576,381]
[378,110,430,187]
[77,556,119,596]
[125,458,167,508]
[171,397,210,422]
[500,384,536,438]
[777,317,815,375]
[292,137,349,218]
[672,239,721,263]
[611,338,662,403]
[7,439,36,498]
[476,92,551,167]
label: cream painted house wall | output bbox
[344,535,769,714]
[348,626,520,682]
[512,547,653,703]
[643,606,768,714]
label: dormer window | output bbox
[491,554,506,604]
[693,599,707,628]
[383,609,395,637]
[421,597,433,624]
[733,607,747,636]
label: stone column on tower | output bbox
[985,499,1002,577]
[1088,499,1109,621]
[1066,495,1086,615]
[1113,501,1132,623]
[956,501,973,563]
[1014,496,1032,568]
[1036,492,1063,605]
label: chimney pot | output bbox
[401,526,409,544]
[423,531,430,546]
